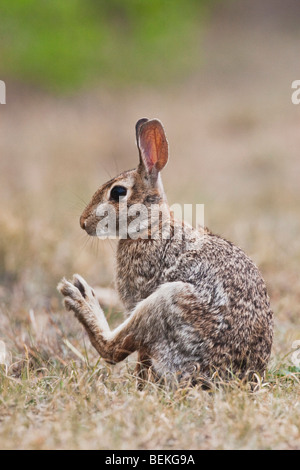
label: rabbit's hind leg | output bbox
[134,351,155,390]
[58,278,205,384]
[57,274,114,358]
[58,274,140,363]
[177,362,212,389]
[127,281,207,384]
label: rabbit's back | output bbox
[117,221,273,377]
[166,229,273,375]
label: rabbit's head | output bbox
[80,118,169,239]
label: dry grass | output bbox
[0,321,299,450]
[1,1,300,450]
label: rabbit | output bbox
[58,118,273,387]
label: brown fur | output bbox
[58,118,273,387]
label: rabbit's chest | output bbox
[116,241,165,312]
[116,254,161,312]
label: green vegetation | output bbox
[0,0,212,91]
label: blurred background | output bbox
[0,0,300,363]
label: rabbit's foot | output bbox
[57,274,110,334]
[178,362,212,389]
[58,274,135,363]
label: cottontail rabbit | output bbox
[58,118,273,386]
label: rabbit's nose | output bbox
[80,215,86,230]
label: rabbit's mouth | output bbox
[79,214,87,230]
[80,214,98,237]
[80,212,122,239]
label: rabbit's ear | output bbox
[136,119,169,177]
[135,117,149,144]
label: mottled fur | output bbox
[58,118,273,387]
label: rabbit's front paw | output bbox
[57,274,101,320]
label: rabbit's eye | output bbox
[110,185,127,201]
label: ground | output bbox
[0,1,300,450]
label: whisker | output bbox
[95,237,99,258]
[112,153,120,175]
[63,192,88,218]
[98,161,113,180]
[77,233,92,256]
[71,192,89,207]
